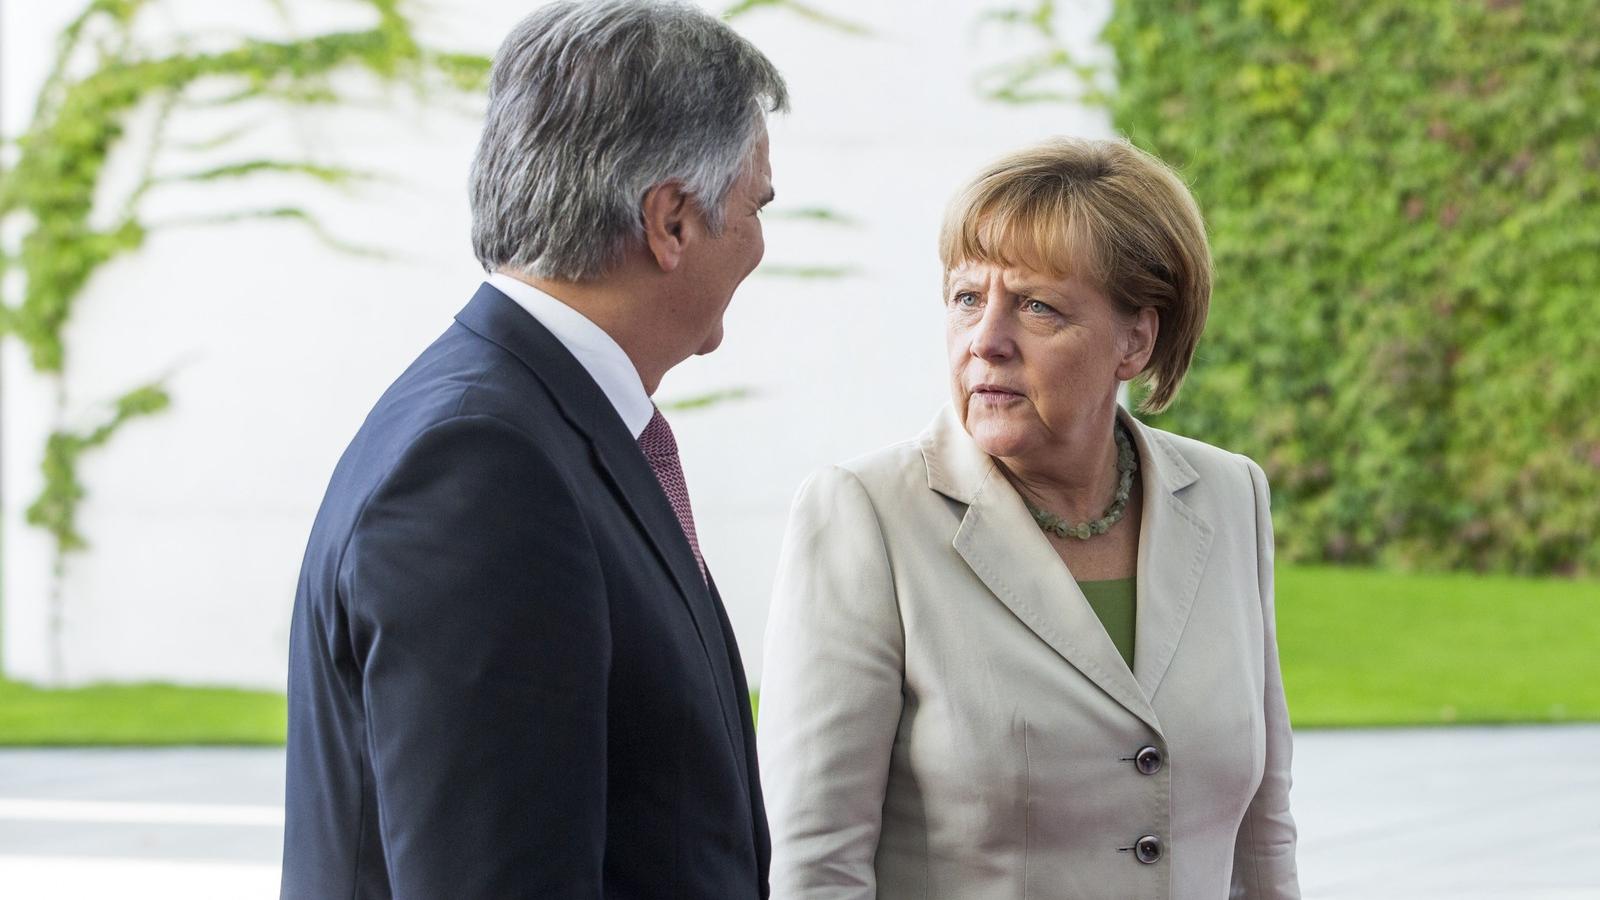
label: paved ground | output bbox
[1289,725,1600,899]
[1,725,1597,898]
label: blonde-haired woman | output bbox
[758,138,1299,899]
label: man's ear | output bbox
[640,180,692,273]
[1116,306,1159,381]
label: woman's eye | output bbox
[953,292,979,308]
[1025,299,1048,314]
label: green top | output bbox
[1077,577,1137,670]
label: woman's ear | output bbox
[640,180,692,272]
[1117,306,1159,381]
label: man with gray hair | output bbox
[281,2,786,896]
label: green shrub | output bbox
[1106,0,1600,574]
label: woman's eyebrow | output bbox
[1008,281,1073,302]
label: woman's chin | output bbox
[964,410,1035,460]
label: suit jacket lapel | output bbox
[707,573,761,824]
[1125,411,1214,703]
[923,407,1162,735]
[587,425,751,799]
[455,285,748,775]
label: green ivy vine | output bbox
[26,384,171,553]
[0,0,489,570]
[723,0,874,36]
[971,0,1111,106]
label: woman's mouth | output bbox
[971,384,1023,403]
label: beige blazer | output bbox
[758,406,1298,899]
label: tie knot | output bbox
[638,407,679,461]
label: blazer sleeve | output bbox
[343,414,609,897]
[1231,456,1301,899]
[758,465,905,899]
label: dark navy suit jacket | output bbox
[281,285,769,898]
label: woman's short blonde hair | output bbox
[939,137,1211,413]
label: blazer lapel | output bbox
[923,407,1162,735]
[454,285,748,773]
[587,437,751,792]
[707,573,759,811]
[1125,410,1215,703]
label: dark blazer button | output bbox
[1135,834,1163,864]
[1135,745,1163,775]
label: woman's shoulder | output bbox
[794,438,929,505]
[777,440,936,549]
[789,407,964,518]
[1135,419,1266,498]
[841,437,929,483]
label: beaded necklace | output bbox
[1024,421,1138,541]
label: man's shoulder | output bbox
[384,320,552,426]
[321,321,572,507]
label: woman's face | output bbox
[945,260,1154,463]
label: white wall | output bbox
[1,0,1112,689]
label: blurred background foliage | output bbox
[1105,0,1600,575]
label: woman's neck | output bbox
[998,411,1124,523]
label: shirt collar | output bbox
[485,273,654,439]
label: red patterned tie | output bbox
[637,407,706,581]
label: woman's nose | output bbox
[969,297,1015,361]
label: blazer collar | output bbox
[455,285,751,782]
[919,404,1214,735]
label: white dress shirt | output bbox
[485,273,654,439]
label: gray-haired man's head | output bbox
[469,0,789,282]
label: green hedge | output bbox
[1107,1,1600,574]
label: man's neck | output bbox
[498,268,678,394]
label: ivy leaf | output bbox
[660,387,757,413]
[159,159,374,187]
[723,0,874,37]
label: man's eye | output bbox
[954,292,979,307]
[1025,299,1052,314]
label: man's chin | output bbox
[694,323,726,356]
